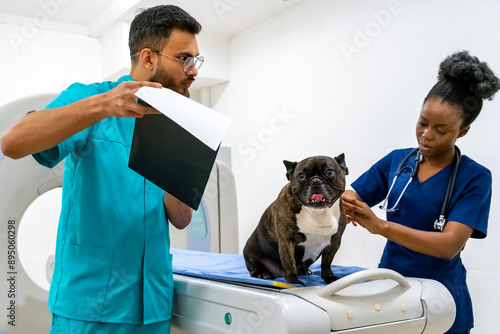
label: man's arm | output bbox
[163,192,193,229]
[1,81,161,159]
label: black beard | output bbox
[150,65,175,91]
[149,63,191,97]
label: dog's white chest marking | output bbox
[296,199,341,261]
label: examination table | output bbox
[170,248,456,334]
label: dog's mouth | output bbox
[306,193,334,205]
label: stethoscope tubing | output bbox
[379,172,413,212]
[379,147,461,231]
[379,148,420,212]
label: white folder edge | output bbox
[135,87,232,151]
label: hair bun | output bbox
[438,50,500,100]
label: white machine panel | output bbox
[171,269,455,334]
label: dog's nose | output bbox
[309,177,324,186]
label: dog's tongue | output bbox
[311,194,324,202]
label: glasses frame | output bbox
[150,49,204,73]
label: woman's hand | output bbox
[342,193,386,235]
[341,190,473,260]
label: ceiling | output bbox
[0,0,309,37]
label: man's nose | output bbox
[186,66,198,77]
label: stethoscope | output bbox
[379,146,462,232]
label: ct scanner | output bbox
[1,95,456,334]
[1,94,62,334]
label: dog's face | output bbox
[284,154,348,209]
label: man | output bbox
[1,5,202,333]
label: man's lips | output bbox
[184,79,195,88]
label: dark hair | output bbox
[129,5,202,58]
[425,50,500,127]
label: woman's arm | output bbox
[342,191,473,260]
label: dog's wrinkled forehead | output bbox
[284,154,348,181]
[296,156,338,175]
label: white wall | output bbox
[211,0,500,333]
[0,22,102,106]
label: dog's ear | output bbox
[283,160,298,181]
[334,153,349,175]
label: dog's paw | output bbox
[256,272,275,280]
[323,275,340,284]
[297,269,311,276]
[286,275,305,286]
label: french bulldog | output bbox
[243,154,348,286]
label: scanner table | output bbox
[170,248,456,334]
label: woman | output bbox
[342,50,499,334]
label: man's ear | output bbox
[137,49,156,72]
[283,160,298,181]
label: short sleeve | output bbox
[32,83,94,168]
[448,162,492,239]
[351,151,395,207]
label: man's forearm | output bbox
[1,95,106,159]
[1,81,163,159]
[164,193,193,230]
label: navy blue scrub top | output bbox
[33,76,173,325]
[352,148,491,332]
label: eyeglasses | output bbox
[150,49,204,73]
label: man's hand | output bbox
[100,81,162,118]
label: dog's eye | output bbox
[297,173,306,181]
[325,169,335,177]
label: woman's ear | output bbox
[459,125,471,138]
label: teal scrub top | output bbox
[33,75,173,325]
